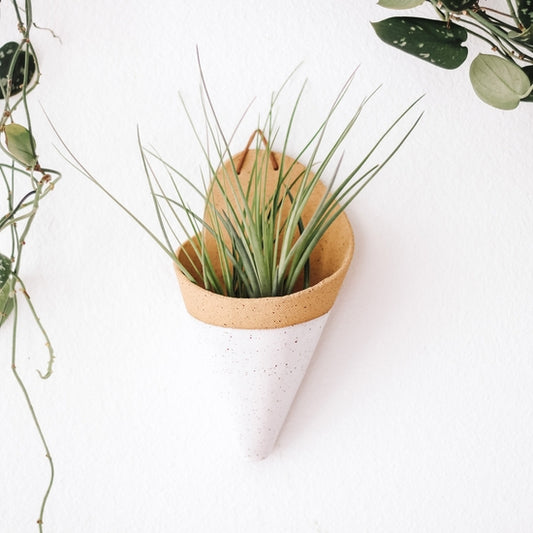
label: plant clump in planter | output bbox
[63,64,423,460]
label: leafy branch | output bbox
[371,0,533,109]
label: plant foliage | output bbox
[372,0,533,109]
[0,1,61,530]
[61,60,423,299]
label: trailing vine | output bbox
[0,1,61,530]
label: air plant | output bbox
[0,1,61,531]
[61,61,423,300]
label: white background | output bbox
[1,1,532,532]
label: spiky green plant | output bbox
[59,61,423,300]
[0,2,61,531]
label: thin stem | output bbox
[14,274,55,379]
[11,295,54,533]
[468,9,517,41]
[504,0,522,28]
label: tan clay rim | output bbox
[174,149,354,329]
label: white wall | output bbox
[1,1,532,531]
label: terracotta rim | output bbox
[173,150,355,329]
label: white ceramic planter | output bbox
[175,148,354,460]
[189,312,330,460]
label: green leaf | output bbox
[517,0,533,28]
[371,17,468,69]
[0,254,13,327]
[440,0,478,10]
[0,254,10,288]
[3,123,38,167]
[377,0,425,8]
[0,41,36,100]
[508,25,533,44]
[469,54,533,109]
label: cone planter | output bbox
[174,146,354,460]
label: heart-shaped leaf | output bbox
[469,54,533,109]
[440,0,478,10]
[377,0,425,8]
[371,17,468,69]
[0,254,13,328]
[517,0,533,27]
[4,123,38,167]
[0,41,36,100]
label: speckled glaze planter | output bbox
[175,148,354,460]
[186,312,331,460]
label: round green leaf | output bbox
[469,54,533,109]
[371,17,468,69]
[3,123,38,167]
[0,41,36,100]
[377,0,425,8]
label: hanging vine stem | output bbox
[0,0,61,530]
[10,296,55,533]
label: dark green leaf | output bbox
[0,42,36,100]
[0,254,13,327]
[440,0,478,11]
[469,53,532,109]
[371,17,468,69]
[0,254,10,288]
[517,0,533,28]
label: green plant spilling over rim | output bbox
[372,0,533,110]
[0,1,61,531]
[57,61,423,299]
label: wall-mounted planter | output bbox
[174,148,354,460]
